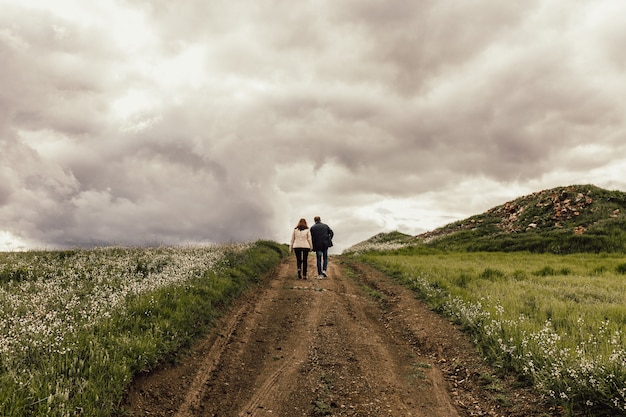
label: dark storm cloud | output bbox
[1,0,625,250]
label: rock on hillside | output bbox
[416,184,626,246]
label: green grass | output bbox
[0,240,287,417]
[351,249,626,416]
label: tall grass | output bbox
[353,249,626,416]
[0,241,286,417]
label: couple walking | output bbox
[289,216,334,280]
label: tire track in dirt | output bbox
[301,263,461,417]
[172,299,250,417]
[234,265,325,416]
[195,258,463,416]
[188,258,327,416]
[120,256,556,417]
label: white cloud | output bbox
[1,0,626,251]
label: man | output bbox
[310,216,334,279]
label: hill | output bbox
[351,184,626,254]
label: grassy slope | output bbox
[349,184,626,254]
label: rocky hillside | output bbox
[350,185,626,254]
[421,184,626,253]
[423,185,622,236]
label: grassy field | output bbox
[0,241,286,417]
[349,247,626,416]
[4,234,626,416]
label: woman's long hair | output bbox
[295,218,308,230]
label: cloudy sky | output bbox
[2,0,626,252]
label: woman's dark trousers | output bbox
[294,248,309,278]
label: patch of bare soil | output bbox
[118,256,558,417]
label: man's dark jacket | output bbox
[310,221,334,251]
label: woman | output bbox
[289,218,313,279]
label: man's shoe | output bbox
[322,270,327,277]
[318,275,323,279]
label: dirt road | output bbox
[120,256,555,416]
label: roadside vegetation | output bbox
[344,185,626,416]
[0,241,287,417]
[348,248,626,416]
